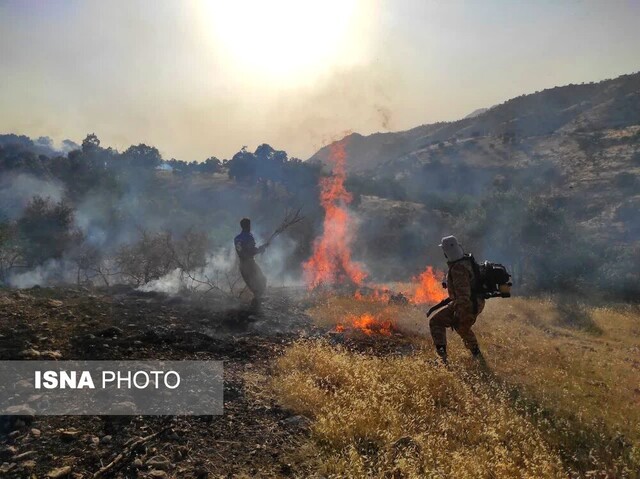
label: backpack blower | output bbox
[426,254,512,317]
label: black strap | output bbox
[426,297,452,317]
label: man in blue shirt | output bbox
[234,218,269,306]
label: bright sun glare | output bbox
[200,0,361,82]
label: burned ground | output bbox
[0,286,328,478]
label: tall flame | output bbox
[303,139,367,289]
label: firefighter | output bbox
[429,235,485,364]
[234,218,268,306]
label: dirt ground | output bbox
[0,286,343,478]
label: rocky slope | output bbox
[309,71,640,175]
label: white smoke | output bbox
[8,259,75,288]
[259,234,304,288]
[137,268,184,295]
[139,236,303,295]
[138,247,239,294]
[0,173,64,219]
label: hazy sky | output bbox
[1,0,639,160]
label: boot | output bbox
[470,344,482,358]
[435,345,448,365]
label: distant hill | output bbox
[464,107,489,119]
[309,71,640,174]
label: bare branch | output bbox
[264,207,304,246]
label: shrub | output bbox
[17,196,76,266]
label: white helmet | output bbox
[439,235,464,262]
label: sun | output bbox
[198,0,363,83]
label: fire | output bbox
[354,287,391,303]
[336,312,395,336]
[303,138,447,338]
[410,266,448,304]
[351,267,447,306]
[303,139,367,289]
[336,268,444,336]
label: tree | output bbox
[519,197,598,292]
[114,230,175,285]
[200,157,221,174]
[614,171,638,190]
[501,131,516,144]
[227,147,257,183]
[17,197,76,266]
[0,217,23,283]
[81,133,101,153]
[121,144,162,169]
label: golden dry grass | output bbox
[476,299,640,440]
[272,341,565,478]
[266,295,640,478]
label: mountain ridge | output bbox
[309,71,640,173]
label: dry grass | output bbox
[268,296,640,478]
[477,299,640,439]
[272,341,564,478]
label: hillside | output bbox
[309,72,640,292]
[309,71,640,174]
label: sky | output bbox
[1,0,639,161]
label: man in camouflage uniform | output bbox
[234,218,268,306]
[430,235,485,363]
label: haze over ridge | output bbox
[1,0,639,161]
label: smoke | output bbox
[138,236,302,296]
[127,247,239,295]
[137,268,184,295]
[269,66,398,157]
[0,132,324,294]
[0,173,64,219]
[260,235,304,287]
[8,259,74,288]
[375,104,392,130]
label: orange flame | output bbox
[303,139,367,289]
[410,266,448,304]
[354,287,391,303]
[334,268,444,337]
[336,312,395,336]
[351,268,446,306]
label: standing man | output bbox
[429,235,485,364]
[234,218,269,306]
